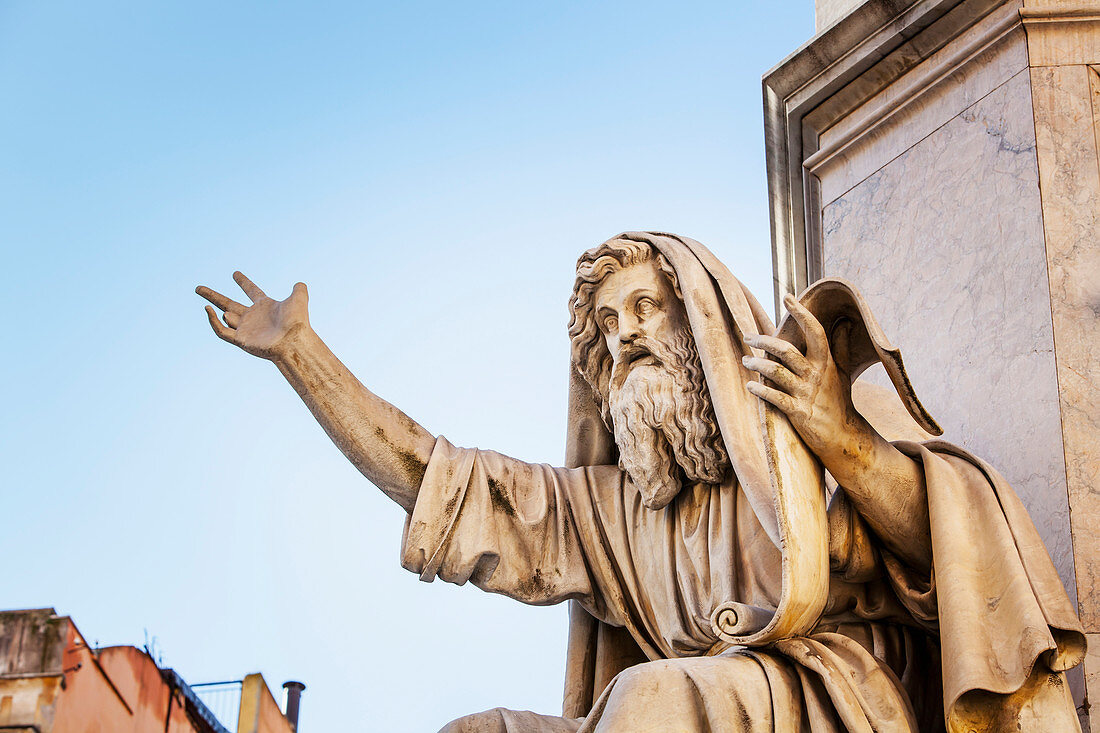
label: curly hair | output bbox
[567,238,682,427]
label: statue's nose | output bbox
[619,314,642,344]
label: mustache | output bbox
[610,338,664,390]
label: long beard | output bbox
[608,330,729,509]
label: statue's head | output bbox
[569,238,729,508]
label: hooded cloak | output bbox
[404,232,1085,731]
[558,233,1084,730]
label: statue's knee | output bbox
[595,660,708,729]
[609,660,685,700]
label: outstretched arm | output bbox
[743,294,932,574]
[196,272,434,512]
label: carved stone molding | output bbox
[1021,2,1100,65]
[763,0,1028,312]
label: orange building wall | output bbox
[237,674,294,733]
[1,609,296,733]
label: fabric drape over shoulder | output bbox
[403,434,1084,730]
[396,232,1084,730]
[553,233,1084,729]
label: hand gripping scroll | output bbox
[710,278,939,648]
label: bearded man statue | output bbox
[198,232,1085,732]
[571,239,729,510]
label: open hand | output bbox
[196,272,310,361]
[742,293,862,462]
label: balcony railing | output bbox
[189,679,243,731]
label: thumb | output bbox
[830,319,853,376]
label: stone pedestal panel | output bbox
[819,69,1074,601]
[771,0,1100,722]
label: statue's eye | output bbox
[602,315,619,332]
[636,298,657,317]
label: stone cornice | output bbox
[762,0,1029,313]
[1020,0,1100,65]
[1019,3,1100,22]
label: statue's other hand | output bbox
[742,294,868,465]
[196,272,310,361]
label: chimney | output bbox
[282,680,305,730]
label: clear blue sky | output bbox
[0,2,814,729]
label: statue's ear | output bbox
[776,278,942,437]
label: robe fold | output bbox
[401,233,1084,731]
[402,435,1083,731]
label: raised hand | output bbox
[196,272,310,361]
[742,293,931,571]
[742,293,863,463]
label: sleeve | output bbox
[891,440,1085,728]
[826,481,938,628]
[826,486,882,584]
[825,450,936,627]
[828,439,1086,728]
[400,435,619,610]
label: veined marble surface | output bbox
[820,70,1077,604]
[1031,63,1100,632]
[814,19,1028,206]
[1022,0,1100,67]
[1087,633,1100,733]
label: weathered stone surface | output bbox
[820,70,1076,603]
[1022,0,1100,67]
[814,18,1029,205]
[1031,62,1100,633]
[1086,633,1100,733]
[0,609,65,677]
[766,1,1100,723]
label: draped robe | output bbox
[403,433,1082,732]
[400,234,1084,732]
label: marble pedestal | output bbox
[764,0,1100,726]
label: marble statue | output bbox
[197,232,1085,732]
